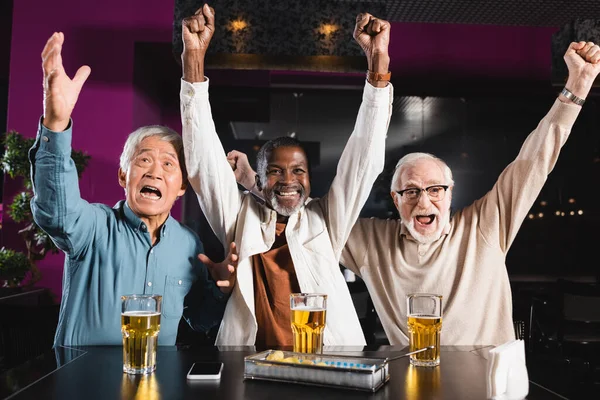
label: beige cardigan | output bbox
[341,99,581,346]
[181,78,393,346]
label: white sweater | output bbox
[341,99,581,346]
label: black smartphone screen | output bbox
[189,362,223,375]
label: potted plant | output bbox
[0,130,90,287]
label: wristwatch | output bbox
[561,87,585,106]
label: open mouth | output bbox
[140,185,162,200]
[274,189,300,198]
[415,214,436,225]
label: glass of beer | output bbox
[121,294,162,374]
[290,293,327,354]
[407,293,442,367]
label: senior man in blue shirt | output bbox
[30,32,237,346]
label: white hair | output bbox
[119,125,186,180]
[390,152,454,191]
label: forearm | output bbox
[182,50,206,83]
[29,119,89,253]
[180,79,242,247]
[480,99,581,250]
[327,81,394,256]
[367,53,390,88]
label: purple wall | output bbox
[6,0,180,298]
[5,0,558,299]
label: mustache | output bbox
[411,209,439,218]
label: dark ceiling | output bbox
[346,0,600,27]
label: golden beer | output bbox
[291,307,327,353]
[407,315,442,367]
[121,311,161,374]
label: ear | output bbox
[391,191,400,210]
[177,181,187,197]
[118,168,127,189]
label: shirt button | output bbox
[187,89,194,96]
[178,280,183,285]
[150,249,154,254]
[147,282,152,287]
[42,136,49,142]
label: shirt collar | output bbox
[122,201,171,237]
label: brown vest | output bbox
[252,222,300,349]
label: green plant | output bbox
[1,130,91,286]
[0,247,30,287]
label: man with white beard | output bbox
[340,40,600,347]
[232,40,600,347]
[180,4,394,348]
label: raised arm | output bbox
[30,32,95,257]
[325,13,394,258]
[478,41,600,252]
[180,4,242,249]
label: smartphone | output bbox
[186,362,223,380]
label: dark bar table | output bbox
[1,345,563,399]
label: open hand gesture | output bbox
[41,32,90,132]
[199,242,238,294]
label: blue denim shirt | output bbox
[29,119,227,346]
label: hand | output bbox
[41,32,90,132]
[181,4,215,82]
[227,150,258,191]
[563,41,600,101]
[182,4,215,54]
[199,242,238,294]
[353,13,391,77]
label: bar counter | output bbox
[1,345,562,399]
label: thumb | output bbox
[571,41,586,51]
[72,65,91,92]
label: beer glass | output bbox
[121,294,162,374]
[290,293,327,354]
[407,293,442,367]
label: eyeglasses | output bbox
[396,185,449,204]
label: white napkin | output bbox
[486,339,529,400]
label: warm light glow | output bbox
[577,210,583,215]
[554,210,561,216]
[540,201,547,206]
[560,212,565,216]
[528,214,534,219]
[318,23,339,35]
[568,198,576,204]
[537,213,544,218]
[569,211,575,216]
[230,19,248,31]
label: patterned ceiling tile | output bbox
[336,0,600,27]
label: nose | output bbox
[280,170,295,184]
[144,161,163,180]
[416,189,432,206]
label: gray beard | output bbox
[403,212,450,244]
[268,192,306,217]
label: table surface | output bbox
[0,345,565,400]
